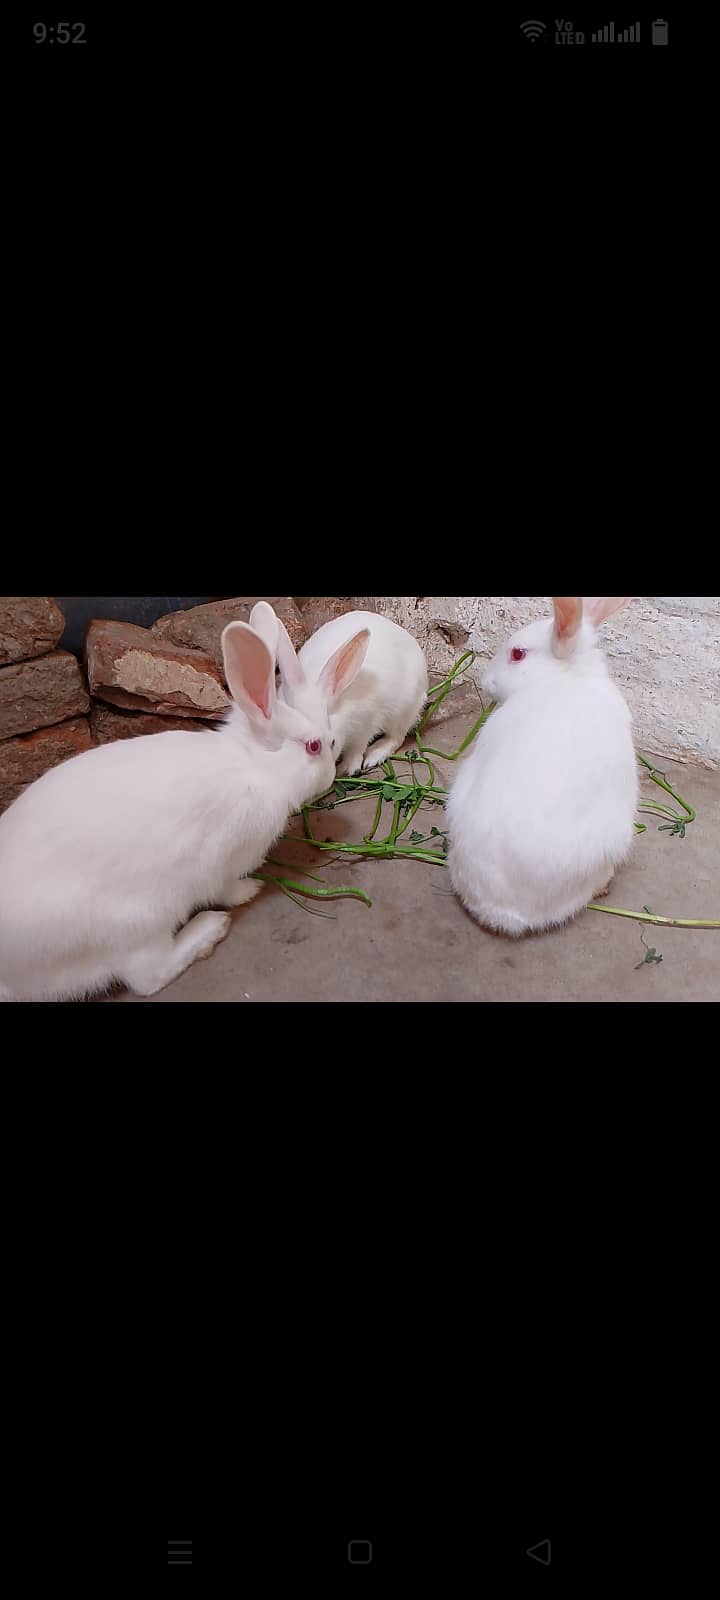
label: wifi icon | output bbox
[520,20,547,42]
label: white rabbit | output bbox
[0,604,335,1001]
[275,609,429,776]
[446,597,638,936]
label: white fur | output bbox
[446,598,638,936]
[0,609,336,1000]
[278,610,429,776]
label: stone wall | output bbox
[352,596,720,770]
[0,596,313,815]
[0,598,91,811]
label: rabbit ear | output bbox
[276,617,307,690]
[222,621,276,723]
[551,596,583,658]
[584,597,634,627]
[318,629,371,705]
[249,601,279,660]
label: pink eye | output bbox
[306,738,322,756]
[510,648,527,663]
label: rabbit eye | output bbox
[306,738,322,756]
[510,648,527,663]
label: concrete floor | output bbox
[114,691,719,1004]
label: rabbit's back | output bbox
[0,729,282,946]
[447,678,638,934]
[0,729,222,875]
[299,611,427,748]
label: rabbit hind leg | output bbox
[117,911,231,997]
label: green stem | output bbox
[394,789,426,841]
[419,703,495,762]
[392,752,437,788]
[418,651,475,735]
[588,903,719,929]
[418,681,455,732]
[425,650,475,698]
[639,756,697,824]
[252,872,372,907]
[387,797,403,847]
[265,857,326,882]
[276,884,337,918]
[364,789,385,843]
[311,794,377,813]
[305,839,447,866]
[329,776,376,787]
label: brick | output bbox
[0,651,90,740]
[152,597,307,671]
[0,717,92,814]
[85,620,229,718]
[90,703,209,743]
[0,596,65,666]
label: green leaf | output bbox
[410,831,424,843]
[635,947,663,970]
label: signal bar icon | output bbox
[520,21,547,42]
[591,21,642,44]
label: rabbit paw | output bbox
[363,737,400,770]
[191,910,233,958]
[337,748,365,777]
[224,879,263,908]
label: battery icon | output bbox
[652,19,669,46]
